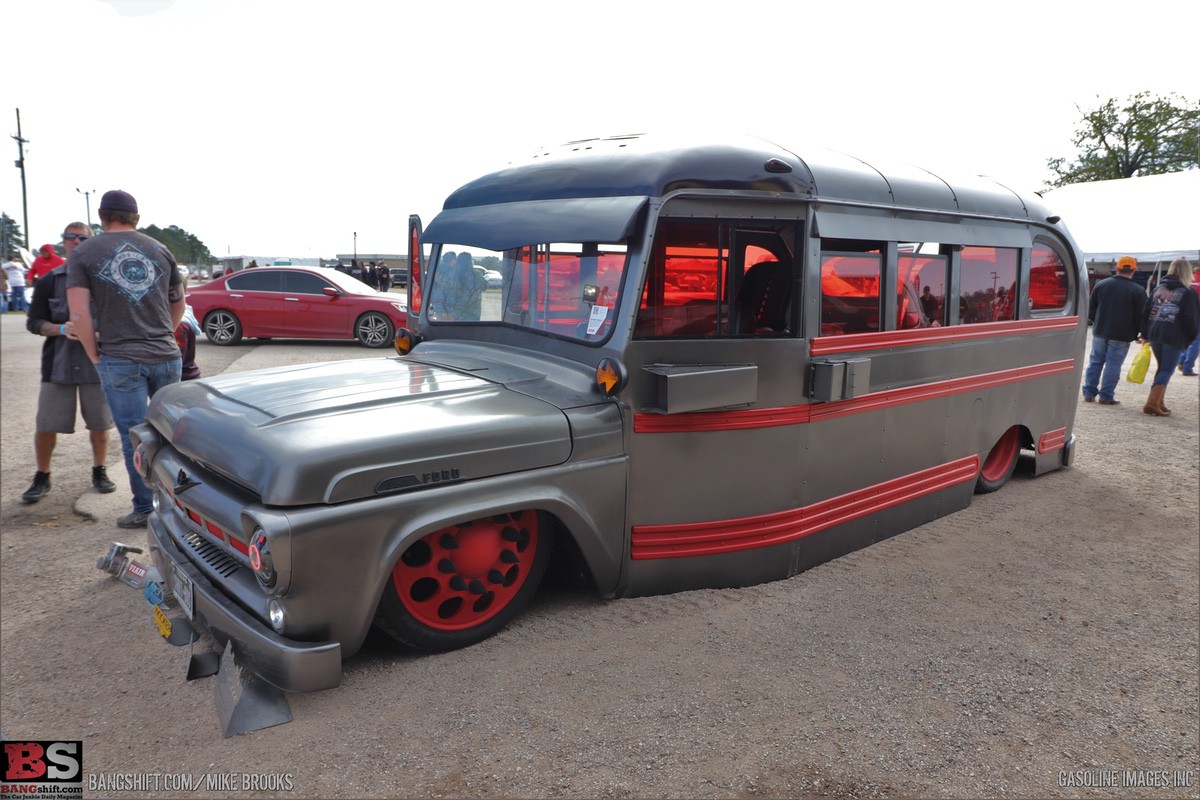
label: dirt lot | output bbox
[1,312,1197,799]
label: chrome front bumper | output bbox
[148,515,342,693]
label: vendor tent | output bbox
[1041,170,1200,282]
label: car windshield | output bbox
[321,267,383,295]
[425,242,629,343]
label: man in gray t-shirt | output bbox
[67,189,185,529]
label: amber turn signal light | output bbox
[595,357,627,397]
[394,327,421,355]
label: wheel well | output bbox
[540,512,600,594]
[1017,425,1034,451]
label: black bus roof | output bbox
[443,133,1049,218]
[425,134,1061,250]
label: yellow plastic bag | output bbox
[1126,342,1151,384]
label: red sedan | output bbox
[189,267,407,348]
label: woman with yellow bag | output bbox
[1142,257,1200,417]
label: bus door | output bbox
[620,211,811,594]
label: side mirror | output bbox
[323,287,341,298]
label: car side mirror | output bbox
[323,287,341,298]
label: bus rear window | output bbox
[1030,244,1070,311]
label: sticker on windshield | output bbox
[586,304,609,335]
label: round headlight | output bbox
[248,528,277,590]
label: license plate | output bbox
[172,565,194,620]
[152,604,173,639]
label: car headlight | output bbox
[248,528,277,590]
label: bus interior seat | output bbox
[734,260,790,334]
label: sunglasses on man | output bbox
[62,233,90,241]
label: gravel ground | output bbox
[1,311,1197,800]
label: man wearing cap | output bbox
[21,221,116,504]
[67,190,185,529]
[1082,255,1147,405]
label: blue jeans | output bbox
[1180,333,1200,373]
[8,286,27,312]
[96,355,182,513]
[1150,343,1183,388]
[1082,337,1131,402]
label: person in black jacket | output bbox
[1083,255,1147,405]
[21,222,116,503]
[1141,257,1199,417]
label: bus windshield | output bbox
[425,241,630,343]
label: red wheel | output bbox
[976,426,1021,494]
[374,511,549,652]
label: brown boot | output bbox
[1157,385,1171,415]
[1143,385,1171,416]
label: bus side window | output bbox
[959,246,1018,324]
[821,248,882,335]
[635,221,723,338]
[898,252,948,328]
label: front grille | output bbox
[181,529,243,578]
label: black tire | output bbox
[976,426,1020,494]
[203,310,242,345]
[374,510,550,652]
[355,312,393,347]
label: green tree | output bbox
[1047,91,1200,187]
[140,224,215,267]
[1,212,27,260]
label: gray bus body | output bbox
[133,134,1086,692]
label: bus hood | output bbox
[144,358,572,505]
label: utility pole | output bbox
[77,188,96,229]
[12,108,30,247]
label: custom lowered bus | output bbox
[132,134,1087,693]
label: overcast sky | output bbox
[5,0,1198,262]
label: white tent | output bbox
[1041,170,1199,276]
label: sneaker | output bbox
[21,472,51,504]
[117,510,150,529]
[92,465,116,493]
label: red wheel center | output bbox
[452,526,501,577]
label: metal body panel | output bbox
[145,358,573,505]
[147,439,630,674]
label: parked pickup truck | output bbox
[131,134,1085,693]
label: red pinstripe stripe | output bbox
[808,316,1080,356]
[634,359,1075,433]
[631,455,981,559]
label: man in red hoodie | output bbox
[28,243,65,283]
